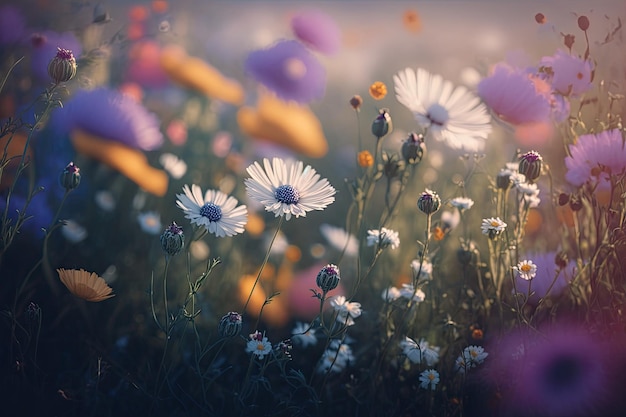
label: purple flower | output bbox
[0,5,26,45]
[59,88,164,151]
[540,50,593,97]
[478,63,551,125]
[244,40,326,104]
[291,10,341,55]
[513,251,575,304]
[28,31,82,83]
[488,324,617,417]
[565,129,626,190]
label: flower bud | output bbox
[577,15,590,31]
[218,312,243,338]
[371,108,392,138]
[48,47,77,84]
[417,189,441,215]
[357,150,374,168]
[518,151,542,183]
[401,132,425,164]
[160,222,184,257]
[316,264,340,293]
[496,169,512,190]
[349,95,363,111]
[382,151,403,179]
[59,162,81,191]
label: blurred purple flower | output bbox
[478,63,551,125]
[565,129,626,190]
[244,40,326,104]
[59,87,164,151]
[28,31,82,83]
[291,10,341,55]
[540,50,593,97]
[0,5,26,45]
[513,251,575,304]
[488,324,616,417]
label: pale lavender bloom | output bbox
[565,129,626,190]
[478,63,552,125]
[245,39,326,103]
[540,49,593,97]
[59,88,164,151]
[291,10,341,55]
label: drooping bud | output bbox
[371,108,392,139]
[577,15,590,31]
[401,132,426,164]
[316,264,340,293]
[218,312,243,337]
[59,162,81,191]
[417,189,441,215]
[160,222,184,257]
[518,151,543,183]
[47,47,77,84]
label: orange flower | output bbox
[357,150,374,167]
[369,81,387,100]
[57,268,114,302]
[403,9,422,33]
[432,226,445,241]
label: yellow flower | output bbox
[57,268,115,302]
[369,81,387,100]
[357,150,374,168]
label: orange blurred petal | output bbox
[556,205,575,228]
[245,212,265,237]
[129,5,149,22]
[0,131,33,191]
[237,274,288,327]
[514,121,555,147]
[151,0,169,13]
[403,9,422,33]
[160,46,245,106]
[524,208,543,235]
[237,94,329,158]
[70,129,168,196]
[127,23,144,41]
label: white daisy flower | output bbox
[317,341,354,373]
[320,223,358,257]
[291,322,317,348]
[330,295,362,326]
[419,369,440,391]
[400,337,440,366]
[456,345,488,373]
[394,67,492,152]
[366,227,400,250]
[481,217,507,238]
[382,286,402,301]
[159,152,187,179]
[94,190,116,211]
[440,209,460,231]
[449,197,474,210]
[137,211,162,235]
[410,259,433,282]
[61,219,87,243]
[246,331,273,360]
[176,184,247,237]
[244,158,336,221]
[399,283,426,303]
[513,259,537,280]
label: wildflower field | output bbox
[1,1,626,416]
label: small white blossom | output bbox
[399,284,426,303]
[455,345,488,373]
[419,369,440,390]
[449,197,474,210]
[316,341,354,373]
[137,211,162,235]
[330,296,362,326]
[514,259,537,280]
[400,337,440,366]
[291,322,317,348]
[366,227,400,250]
[410,259,433,282]
[481,217,507,237]
[382,286,402,301]
[246,331,272,359]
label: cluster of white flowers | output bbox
[382,284,426,303]
[330,296,362,326]
[454,345,488,373]
[366,227,400,250]
[400,336,440,366]
[317,340,354,374]
[410,259,433,283]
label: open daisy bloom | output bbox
[244,158,336,221]
[57,268,114,302]
[394,67,492,152]
[176,184,248,238]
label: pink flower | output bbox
[291,10,341,55]
[540,50,593,97]
[565,129,626,190]
[478,63,551,125]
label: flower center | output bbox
[576,72,583,80]
[199,203,222,222]
[470,350,478,358]
[274,185,300,205]
[490,221,500,227]
[428,373,436,381]
[256,343,266,351]
[285,58,307,80]
[426,103,450,127]
[521,264,532,273]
